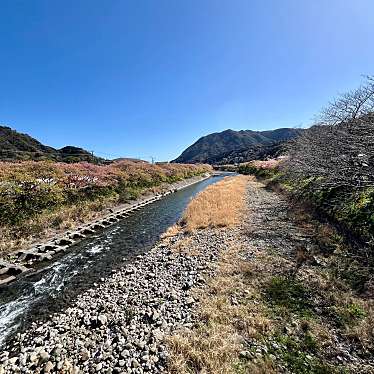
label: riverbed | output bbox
[0,174,227,349]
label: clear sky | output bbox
[1,0,374,161]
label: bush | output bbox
[0,180,64,225]
[238,159,282,179]
[0,160,211,228]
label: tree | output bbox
[284,76,374,191]
[284,118,374,191]
[319,76,374,125]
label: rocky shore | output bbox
[1,222,238,373]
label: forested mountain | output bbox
[0,126,103,163]
[173,128,303,164]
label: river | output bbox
[0,174,227,348]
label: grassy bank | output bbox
[0,160,211,253]
[165,176,374,373]
[238,159,374,293]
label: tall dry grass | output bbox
[180,175,248,232]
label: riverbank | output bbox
[168,178,374,373]
[0,173,212,286]
[1,193,239,372]
[0,160,211,255]
[2,176,373,373]
[0,176,244,373]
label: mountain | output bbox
[173,128,304,164]
[0,125,103,163]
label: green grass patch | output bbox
[269,334,340,374]
[238,164,280,179]
[332,302,367,328]
[265,276,313,317]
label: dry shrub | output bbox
[181,176,249,232]
[343,300,374,351]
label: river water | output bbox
[0,175,227,348]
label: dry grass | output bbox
[160,224,181,239]
[348,301,374,351]
[167,244,276,374]
[180,176,249,232]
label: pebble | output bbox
[39,350,50,363]
[44,361,54,373]
[2,209,237,373]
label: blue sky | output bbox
[1,0,374,161]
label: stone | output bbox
[29,353,38,363]
[80,348,90,361]
[152,311,160,321]
[131,359,140,368]
[186,297,195,305]
[98,314,108,326]
[44,361,55,373]
[239,350,250,358]
[120,350,129,358]
[136,341,146,349]
[152,329,164,341]
[8,357,18,365]
[62,359,73,371]
[96,362,103,371]
[141,354,149,362]
[39,350,50,363]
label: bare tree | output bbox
[284,76,374,192]
[284,118,374,191]
[319,76,374,125]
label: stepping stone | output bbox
[0,275,16,285]
[69,232,86,240]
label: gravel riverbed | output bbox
[1,224,238,374]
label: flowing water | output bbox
[0,175,227,347]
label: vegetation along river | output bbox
[0,174,228,348]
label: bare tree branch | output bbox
[319,77,374,125]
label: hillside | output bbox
[173,128,303,164]
[0,126,103,163]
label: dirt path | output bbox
[244,179,312,255]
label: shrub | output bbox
[0,160,211,229]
